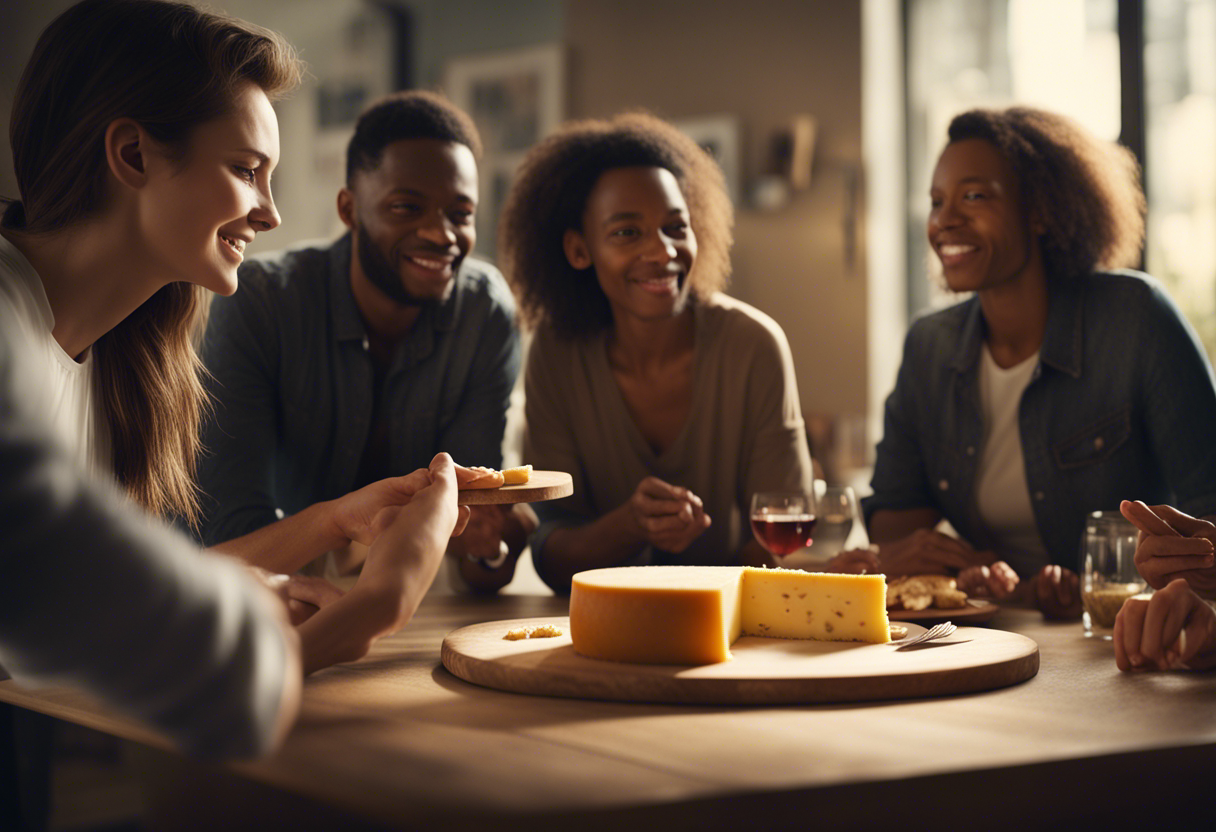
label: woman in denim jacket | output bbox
[863,107,1216,619]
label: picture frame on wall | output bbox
[674,115,742,206]
[444,44,565,260]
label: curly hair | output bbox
[498,112,734,339]
[947,107,1145,280]
[346,90,482,184]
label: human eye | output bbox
[232,165,257,184]
[450,207,475,224]
[609,225,639,239]
[389,201,422,215]
[664,220,690,237]
[963,189,987,201]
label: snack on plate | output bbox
[457,464,534,490]
[886,575,970,612]
[502,465,532,485]
[888,624,909,640]
[457,466,506,490]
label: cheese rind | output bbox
[569,566,889,665]
[569,567,743,664]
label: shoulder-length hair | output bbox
[3,0,302,526]
[498,112,734,339]
[947,107,1145,280]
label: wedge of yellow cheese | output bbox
[569,565,888,665]
[501,465,532,485]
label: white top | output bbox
[975,344,1048,574]
[0,235,110,478]
[0,286,291,759]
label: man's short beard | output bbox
[355,222,434,307]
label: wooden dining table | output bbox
[2,584,1215,831]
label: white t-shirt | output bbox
[0,234,110,478]
[975,344,1048,575]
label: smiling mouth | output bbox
[219,234,246,255]
[630,271,682,286]
[938,244,977,257]
[406,254,456,274]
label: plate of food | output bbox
[456,465,574,505]
[886,574,1000,625]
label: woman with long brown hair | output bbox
[0,0,466,758]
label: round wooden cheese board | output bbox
[456,470,573,506]
[441,616,1039,705]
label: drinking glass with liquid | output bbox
[750,491,817,559]
[1081,511,1146,639]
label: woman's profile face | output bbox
[139,82,281,296]
[568,165,697,326]
[928,138,1040,294]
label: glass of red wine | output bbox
[750,491,817,559]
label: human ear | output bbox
[337,188,357,230]
[104,119,148,190]
[563,229,592,270]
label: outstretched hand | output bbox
[1120,500,1216,596]
[335,466,470,548]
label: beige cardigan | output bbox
[524,292,813,569]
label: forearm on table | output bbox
[295,566,430,675]
[868,507,943,544]
[210,500,345,573]
[535,505,650,591]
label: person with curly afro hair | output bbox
[499,112,876,594]
[864,106,1216,621]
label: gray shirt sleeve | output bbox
[0,308,293,760]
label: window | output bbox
[904,0,1216,362]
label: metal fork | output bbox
[895,621,957,648]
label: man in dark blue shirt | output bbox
[198,91,528,592]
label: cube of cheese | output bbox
[568,565,889,666]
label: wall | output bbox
[564,0,868,429]
[1,0,869,432]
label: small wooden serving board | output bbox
[457,470,573,505]
[441,616,1039,705]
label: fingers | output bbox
[1134,535,1215,589]
[283,574,345,608]
[1150,504,1216,538]
[429,452,457,486]
[1120,500,1179,537]
[1113,599,1140,671]
[1033,565,1080,619]
[828,549,881,574]
[452,505,471,537]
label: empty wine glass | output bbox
[750,491,817,559]
[815,486,859,556]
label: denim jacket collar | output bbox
[946,279,1085,380]
[327,232,460,345]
